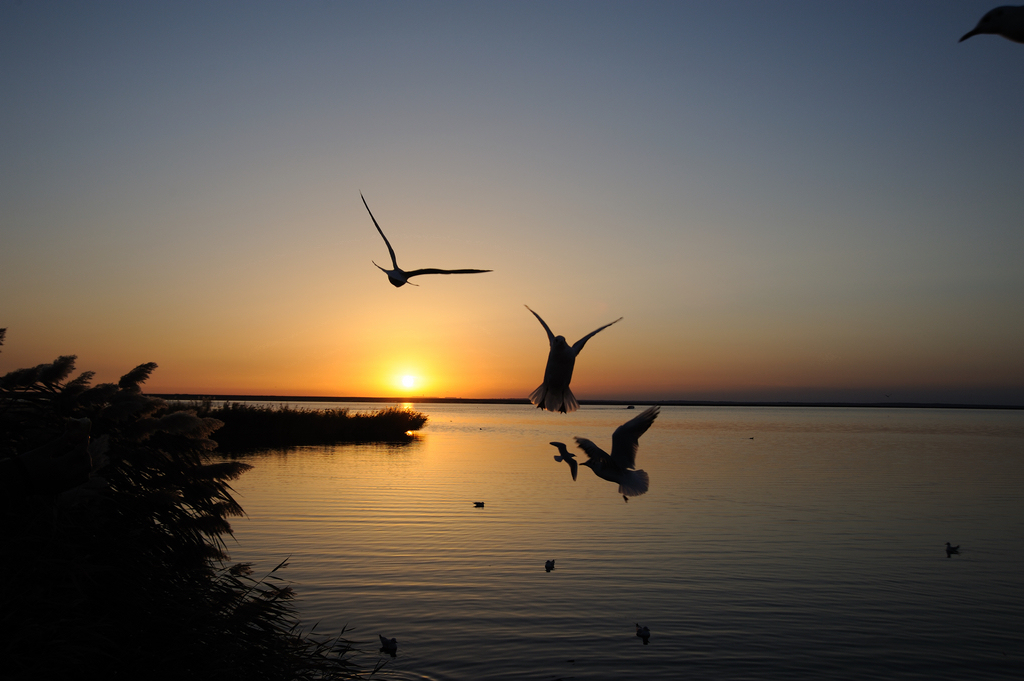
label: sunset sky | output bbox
[2,1,1023,404]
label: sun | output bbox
[389,367,427,395]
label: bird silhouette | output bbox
[379,635,398,657]
[569,406,659,499]
[946,542,960,557]
[549,442,578,481]
[473,501,485,508]
[545,559,555,572]
[636,624,650,645]
[960,5,1024,43]
[361,194,492,287]
[525,305,622,413]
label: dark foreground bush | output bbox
[183,401,428,452]
[0,329,384,681]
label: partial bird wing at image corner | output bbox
[960,5,1024,43]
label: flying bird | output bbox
[549,442,578,481]
[960,5,1024,43]
[571,406,659,499]
[361,193,492,287]
[545,559,555,572]
[946,542,960,557]
[379,635,398,657]
[525,305,622,413]
[636,624,651,645]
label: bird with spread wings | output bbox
[362,193,492,288]
[567,405,659,499]
[526,305,622,413]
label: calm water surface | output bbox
[222,404,1024,680]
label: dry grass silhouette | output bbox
[182,400,427,452]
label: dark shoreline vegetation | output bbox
[177,399,428,453]
[0,331,388,680]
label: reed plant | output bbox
[181,400,428,452]
[0,329,385,680]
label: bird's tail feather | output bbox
[530,384,578,413]
[618,469,649,497]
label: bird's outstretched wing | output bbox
[405,267,492,278]
[525,305,556,344]
[570,317,623,355]
[610,406,660,469]
[361,193,399,269]
[574,437,608,462]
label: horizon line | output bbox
[152,393,1024,411]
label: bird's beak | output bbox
[959,29,980,42]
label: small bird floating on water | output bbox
[549,442,578,481]
[946,542,960,557]
[361,193,492,288]
[545,559,555,572]
[525,305,622,413]
[473,502,485,508]
[568,406,660,499]
[379,635,398,657]
[960,5,1024,43]
[636,624,650,645]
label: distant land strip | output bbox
[154,395,1024,410]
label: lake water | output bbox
[221,403,1024,680]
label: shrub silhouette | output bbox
[0,329,384,680]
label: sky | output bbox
[2,1,1023,404]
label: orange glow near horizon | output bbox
[4,3,1024,411]
[1,308,1021,404]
